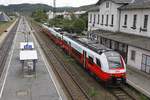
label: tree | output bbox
[31,9,48,22]
[48,12,88,34]
[73,18,86,33]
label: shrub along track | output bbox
[31,21,143,100]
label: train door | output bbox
[83,50,87,68]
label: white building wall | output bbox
[88,12,100,31]
[47,10,54,20]
[88,1,123,32]
[120,9,150,37]
[127,46,150,70]
[99,1,122,32]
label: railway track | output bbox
[32,24,90,100]
[108,85,136,100]
[0,19,19,76]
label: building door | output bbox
[141,54,150,73]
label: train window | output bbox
[88,56,94,64]
[73,49,81,58]
[58,37,61,39]
[64,40,68,44]
[69,42,71,46]
[56,35,59,38]
[96,58,101,67]
[105,52,123,69]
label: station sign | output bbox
[24,44,32,49]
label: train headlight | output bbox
[122,74,126,77]
[111,74,115,77]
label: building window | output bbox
[106,39,111,48]
[118,43,127,52]
[131,50,136,61]
[89,14,92,23]
[123,14,127,28]
[106,15,108,26]
[101,15,104,25]
[106,2,109,8]
[110,41,115,49]
[94,14,96,24]
[141,54,150,73]
[143,15,148,29]
[131,14,137,29]
[97,14,100,24]
[110,15,114,27]
[101,37,106,45]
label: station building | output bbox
[88,0,150,74]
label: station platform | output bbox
[127,66,150,98]
[0,18,66,100]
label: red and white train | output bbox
[41,24,126,84]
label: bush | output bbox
[72,18,86,33]
[48,13,87,34]
[32,9,48,22]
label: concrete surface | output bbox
[127,66,150,98]
[0,17,67,100]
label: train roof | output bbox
[42,24,113,55]
[67,36,112,54]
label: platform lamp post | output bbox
[23,23,27,42]
[26,31,29,45]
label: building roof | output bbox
[93,29,150,51]
[87,6,99,12]
[120,1,150,10]
[96,0,133,5]
[95,0,150,10]
[112,0,133,3]
[0,12,10,21]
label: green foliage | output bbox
[49,13,87,34]
[140,94,149,100]
[32,9,48,22]
[0,4,94,16]
[0,4,52,16]
[73,18,86,33]
[80,12,88,30]
[89,87,97,97]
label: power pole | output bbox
[52,0,56,27]
[53,0,56,19]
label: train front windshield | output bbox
[105,51,123,69]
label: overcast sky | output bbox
[0,0,98,7]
